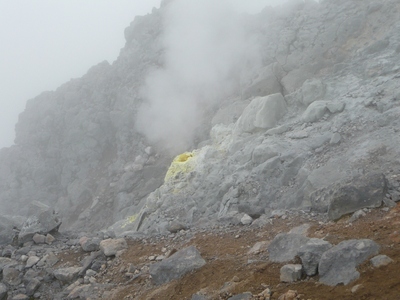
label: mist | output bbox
[136,0,286,152]
[0,0,161,149]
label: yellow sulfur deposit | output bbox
[121,214,137,228]
[164,152,195,183]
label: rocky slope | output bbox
[1,0,400,247]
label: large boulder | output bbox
[235,93,287,134]
[319,239,380,286]
[149,246,206,285]
[327,173,387,220]
[298,238,332,276]
[18,202,61,244]
[268,233,310,263]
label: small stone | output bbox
[235,235,240,239]
[280,264,302,282]
[241,214,253,225]
[330,133,341,144]
[370,255,394,268]
[26,256,40,268]
[20,255,28,262]
[247,241,270,255]
[149,256,156,261]
[46,233,55,244]
[278,290,298,300]
[100,238,127,256]
[32,233,46,244]
[26,278,41,296]
[232,276,240,282]
[156,255,164,261]
[3,267,21,286]
[127,263,136,273]
[351,284,363,293]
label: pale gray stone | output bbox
[3,267,21,286]
[26,278,41,296]
[298,238,332,276]
[280,264,303,282]
[268,233,309,263]
[25,256,40,268]
[53,267,82,284]
[240,214,253,225]
[100,238,127,256]
[370,255,393,268]
[150,246,206,285]
[235,93,287,133]
[80,236,102,252]
[319,239,380,286]
[330,133,341,145]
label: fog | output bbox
[0,0,289,150]
[136,0,287,152]
[0,0,160,149]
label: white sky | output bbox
[0,0,283,149]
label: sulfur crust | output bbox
[164,152,195,182]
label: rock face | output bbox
[149,246,206,285]
[268,233,309,263]
[1,0,400,236]
[318,239,380,286]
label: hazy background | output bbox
[0,0,285,150]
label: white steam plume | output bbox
[136,0,259,153]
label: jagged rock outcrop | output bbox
[1,0,400,237]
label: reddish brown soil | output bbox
[59,204,400,299]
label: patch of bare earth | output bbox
[59,204,400,299]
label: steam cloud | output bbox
[136,0,259,153]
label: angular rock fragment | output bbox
[100,238,127,256]
[319,239,380,286]
[268,233,309,263]
[150,246,206,285]
[280,264,302,282]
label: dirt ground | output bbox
[59,204,400,300]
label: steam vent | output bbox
[1,0,400,299]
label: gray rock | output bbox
[26,278,41,296]
[38,252,59,267]
[150,246,206,285]
[53,267,82,284]
[319,239,380,286]
[240,214,253,225]
[330,133,341,145]
[18,203,61,244]
[235,93,287,133]
[302,101,329,123]
[327,173,387,220]
[300,78,326,106]
[268,233,309,263]
[100,238,127,256]
[227,293,253,300]
[298,238,332,276]
[3,267,21,286]
[79,236,102,252]
[348,210,366,223]
[32,233,46,244]
[25,256,40,268]
[280,264,303,282]
[167,221,187,233]
[370,255,393,268]
[0,283,7,300]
